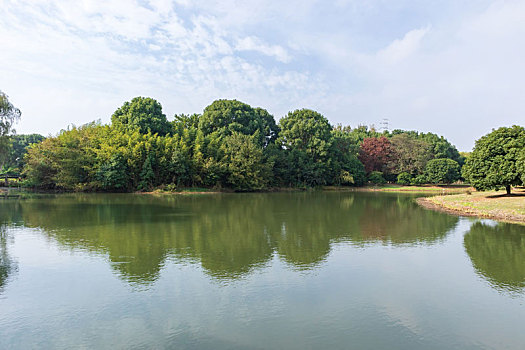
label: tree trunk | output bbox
[506,184,511,195]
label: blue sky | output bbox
[1,0,524,150]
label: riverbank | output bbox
[323,184,472,194]
[418,189,525,225]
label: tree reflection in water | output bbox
[0,201,18,294]
[0,192,459,286]
[464,221,525,294]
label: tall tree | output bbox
[390,133,432,175]
[462,126,525,194]
[358,136,397,175]
[0,91,21,169]
[277,109,333,186]
[111,97,171,136]
[198,99,279,147]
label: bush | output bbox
[396,172,412,185]
[368,171,386,185]
[424,158,460,184]
[410,174,427,185]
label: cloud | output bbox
[236,36,291,63]
[376,26,430,64]
[1,0,524,151]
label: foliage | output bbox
[358,136,396,174]
[410,174,427,185]
[5,134,45,171]
[390,133,432,175]
[0,91,21,168]
[277,109,333,186]
[462,126,525,194]
[198,99,278,147]
[111,97,171,136]
[424,158,460,184]
[367,171,386,185]
[22,97,467,192]
[221,133,271,191]
[396,172,412,185]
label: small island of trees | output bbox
[1,92,525,193]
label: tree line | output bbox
[4,96,468,191]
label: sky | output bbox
[1,0,524,151]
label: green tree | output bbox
[96,153,130,191]
[6,134,45,171]
[0,91,21,170]
[277,109,333,186]
[221,133,272,191]
[462,126,525,194]
[198,99,279,147]
[111,97,171,136]
[390,133,432,175]
[424,158,460,184]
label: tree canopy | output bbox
[198,99,278,147]
[21,97,471,192]
[462,126,525,194]
[111,97,171,136]
[424,158,460,184]
[0,91,21,169]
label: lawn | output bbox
[423,188,525,224]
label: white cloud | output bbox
[376,26,430,64]
[1,0,524,151]
[236,36,291,63]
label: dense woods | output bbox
[12,96,469,192]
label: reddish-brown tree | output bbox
[358,136,397,174]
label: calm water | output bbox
[0,192,524,349]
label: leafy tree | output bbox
[424,158,460,184]
[221,133,272,191]
[6,134,45,170]
[111,97,171,136]
[0,91,21,169]
[199,100,279,147]
[96,153,129,191]
[391,129,463,165]
[278,109,332,186]
[330,127,365,186]
[358,136,396,174]
[397,172,412,185]
[138,153,155,191]
[390,133,432,175]
[462,126,525,194]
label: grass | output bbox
[324,184,472,194]
[421,188,525,225]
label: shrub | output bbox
[410,174,427,185]
[368,171,386,185]
[397,172,412,185]
[424,158,460,184]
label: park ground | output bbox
[418,187,525,225]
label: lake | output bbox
[1,192,524,349]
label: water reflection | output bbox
[464,221,525,294]
[0,202,18,294]
[0,192,458,286]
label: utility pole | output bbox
[380,118,389,132]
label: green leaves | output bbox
[462,126,525,192]
[111,97,171,136]
[424,158,460,184]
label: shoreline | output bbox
[417,192,525,226]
